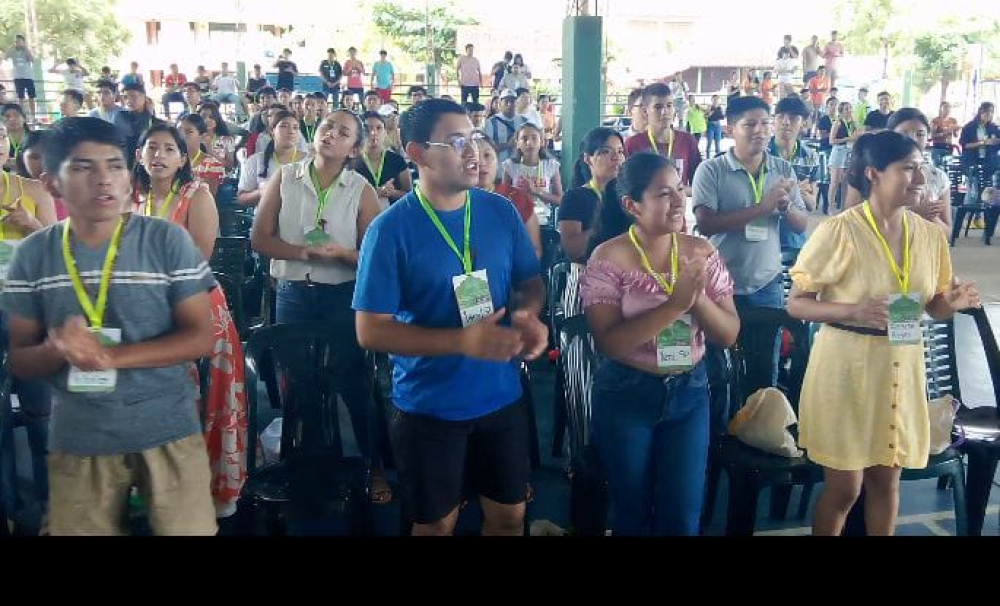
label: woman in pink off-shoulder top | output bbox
[581,152,740,536]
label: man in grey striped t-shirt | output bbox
[0,117,218,535]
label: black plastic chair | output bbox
[951,163,1000,246]
[949,307,1000,535]
[558,314,608,536]
[702,307,822,536]
[210,237,258,339]
[547,259,574,458]
[240,323,375,536]
[218,207,254,238]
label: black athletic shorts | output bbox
[389,398,530,525]
[14,78,36,100]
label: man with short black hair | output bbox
[6,35,37,122]
[769,96,820,254]
[354,98,547,536]
[274,49,298,93]
[823,30,844,88]
[113,82,164,169]
[1,117,217,535]
[514,87,542,128]
[49,58,88,93]
[802,35,821,84]
[211,62,247,120]
[59,89,84,118]
[87,81,121,124]
[693,95,808,309]
[364,90,382,113]
[778,34,799,60]
[457,44,483,105]
[624,82,702,184]
[161,64,187,118]
[177,82,202,120]
[466,102,487,128]
[864,91,894,132]
[624,87,647,139]
[853,87,870,125]
[247,64,268,96]
[344,47,366,105]
[372,50,395,104]
[319,48,343,108]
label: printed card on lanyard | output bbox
[744,162,769,242]
[62,218,126,392]
[416,186,494,327]
[863,202,921,345]
[628,226,693,370]
[305,163,338,247]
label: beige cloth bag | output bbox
[727,387,803,457]
[928,394,958,455]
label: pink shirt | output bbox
[581,252,734,369]
[457,56,481,87]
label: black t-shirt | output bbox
[276,60,297,90]
[708,106,725,123]
[864,110,894,131]
[320,60,343,86]
[559,187,602,231]
[817,115,833,150]
[247,76,268,94]
[355,150,408,189]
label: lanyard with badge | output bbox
[628,225,693,371]
[587,179,603,201]
[416,185,494,328]
[303,120,317,143]
[363,149,386,186]
[741,160,769,241]
[62,217,126,392]
[144,182,178,219]
[0,172,20,283]
[863,201,920,345]
[305,162,339,247]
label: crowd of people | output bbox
[0,27,991,537]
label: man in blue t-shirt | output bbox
[353,98,547,536]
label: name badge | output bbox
[656,314,694,370]
[452,269,494,328]
[304,226,331,247]
[887,293,922,345]
[745,219,769,242]
[67,327,121,393]
[0,240,19,285]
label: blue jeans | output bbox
[591,360,710,536]
[706,122,723,157]
[211,92,247,119]
[734,274,784,386]
[275,280,377,459]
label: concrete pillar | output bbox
[560,16,604,189]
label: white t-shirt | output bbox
[59,69,85,92]
[775,57,796,84]
[516,108,543,128]
[501,157,560,192]
[213,74,239,95]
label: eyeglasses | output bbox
[594,146,625,158]
[425,132,486,154]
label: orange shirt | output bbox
[808,75,829,106]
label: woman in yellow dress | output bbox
[0,123,57,240]
[788,131,981,536]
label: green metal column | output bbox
[561,16,604,189]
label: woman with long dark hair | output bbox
[582,152,739,535]
[179,114,225,197]
[2,103,31,173]
[133,123,247,519]
[238,109,303,207]
[788,131,980,536]
[356,111,412,210]
[198,100,236,170]
[559,127,625,262]
[476,134,542,258]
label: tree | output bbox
[372,1,478,90]
[0,0,130,76]
[833,0,913,57]
[913,18,999,104]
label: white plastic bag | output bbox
[727,387,803,457]
[928,395,957,455]
[260,417,282,464]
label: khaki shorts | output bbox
[48,433,217,536]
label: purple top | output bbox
[581,252,734,368]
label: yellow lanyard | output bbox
[144,183,178,219]
[647,129,674,158]
[862,201,911,292]
[0,172,9,240]
[363,149,386,186]
[628,225,678,295]
[739,160,767,204]
[9,134,23,160]
[191,150,203,168]
[61,217,126,329]
[781,141,799,162]
[586,179,602,201]
[274,149,300,167]
[309,162,341,228]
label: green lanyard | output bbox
[415,185,472,275]
[9,134,22,160]
[303,120,317,143]
[309,162,340,228]
[363,149,386,186]
[739,160,767,204]
[587,179,603,201]
[62,217,126,329]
